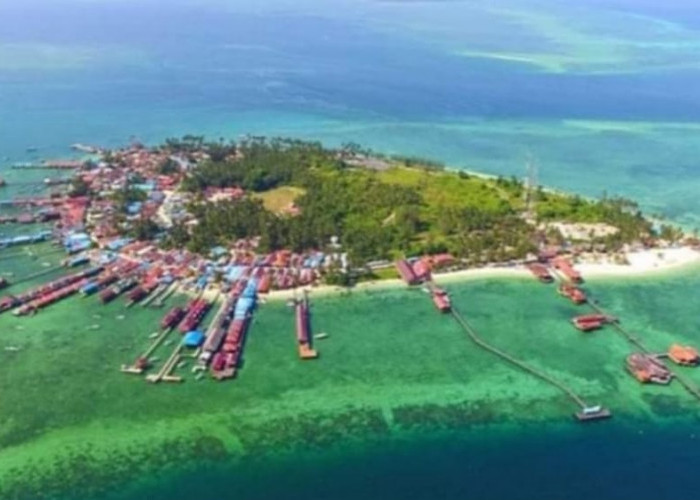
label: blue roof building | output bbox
[183,330,205,348]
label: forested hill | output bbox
[159,137,654,264]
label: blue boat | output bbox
[81,282,99,296]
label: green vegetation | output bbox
[129,218,160,241]
[158,158,180,175]
[111,186,147,214]
[162,138,655,265]
[181,138,338,192]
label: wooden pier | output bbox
[449,306,600,416]
[295,291,318,360]
[121,327,175,375]
[146,345,183,383]
[140,284,167,307]
[152,283,177,308]
[551,266,700,402]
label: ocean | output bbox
[2,0,700,498]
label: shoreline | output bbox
[265,246,700,302]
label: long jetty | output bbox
[121,327,174,375]
[295,292,318,359]
[153,283,177,308]
[550,265,700,402]
[450,305,590,411]
[140,284,167,307]
[11,161,83,170]
[146,345,183,383]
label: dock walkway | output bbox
[450,306,590,410]
[551,267,700,402]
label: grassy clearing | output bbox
[253,186,306,213]
[376,167,523,217]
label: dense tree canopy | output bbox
[161,138,656,265]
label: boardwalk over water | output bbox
[551,268,700,402]
[449,304,591,411]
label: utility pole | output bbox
[524,155,539,222]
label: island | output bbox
[1,135,698,405]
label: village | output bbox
[1,138,699,415]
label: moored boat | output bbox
[161,306,185,330]
[100,277,136,304]
[431,287,451,313]
[558,283,587,304]
[527,263,553,283]
[572,313,615,332]
[552,257,582,283]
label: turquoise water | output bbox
[4,272,700,499]
[3,1,700,223]
[4,0,700,498]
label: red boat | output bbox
[212,314,250,379]
[1,266,103,314]
[99,277,136,304]
[178,299,211,333]
[15,279,87,316]
[527,263,553,283]
[431,287,451,313]
[558,283,587,304]
[0,296,19,313]
[126,281,157,305]
[161,306,185,330]
[552,257,582,283]
[572,313,614,332]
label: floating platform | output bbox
[627,353,673,385]
[575,406,612,422]
[668,344,700,366]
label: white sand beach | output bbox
[264,246,700,302]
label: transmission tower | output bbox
[524,155,539,221]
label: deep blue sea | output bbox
[3,1,700,499]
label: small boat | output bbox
[558,283,587,304]
[314,332,329,340]
[4,346,21,352]
[527,263,554,283]
[572,314,614,332]
[575,405,612,422]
